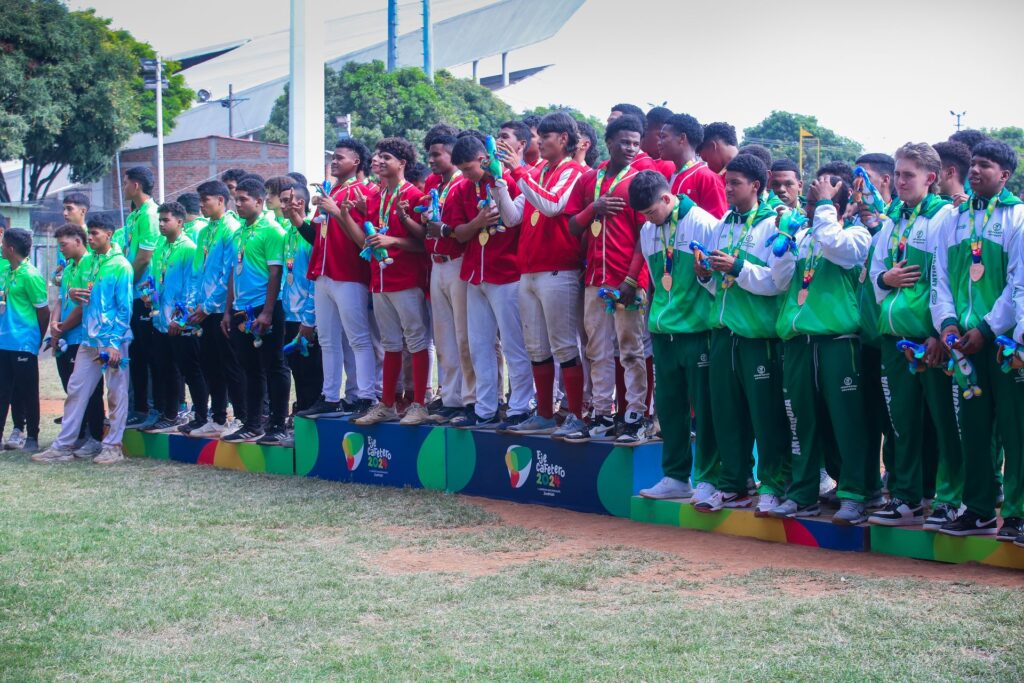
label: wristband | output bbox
[623,276,639,288]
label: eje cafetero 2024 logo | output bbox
[504,446,565,491]
[342,433,392,471]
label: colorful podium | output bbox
[123,429,294,475]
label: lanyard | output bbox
[969,195,999,264]
[659,202,682,274]
[202,217,223,263]
[87,251,109,288]
[888,203,922,262]
[159,238,181,287]
[593,164,631,203]
[724,207,758,256]
[0,261,23,297]
[378,182,407,229]
[540,157,571,186]
[237,223,258,270]
[438,170,462,207]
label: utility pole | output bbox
[227,84,234,137]
[423,0,433,82]
[289,0,326,188]
[387,0,398,71]
[155,57,165,202]
[950,110,966,131]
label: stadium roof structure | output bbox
[125,0,584,150]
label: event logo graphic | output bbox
[342,432,365,471]
[366,436,392,470]
[534,450,566,492]
[505,445,532,488]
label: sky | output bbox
[67,0,1024,153]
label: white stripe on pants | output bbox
[54,344,130,449]
[467,281,534,419]
[373,288,430,353]
[583,285,648,415]
[315,277,380,402]
[430,258,476,407]
[518,270,581,364]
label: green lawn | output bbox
[1,452,1022,682]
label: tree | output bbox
[521,105,609,163]
[981,126,1024,196]
[742,111,863,180]
[0,0,193,202]
[264,61,515,152]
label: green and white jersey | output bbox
[151,235,198,333]
[701,203,795,339]
[638,195,718,335]
[0,260,48,354]
[869,194,953,339]
[931,188,1023,337]
[113,197,160,299]
[230,214,285,311]
[775,202,870,340]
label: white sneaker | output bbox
[770,499,820,519]
[31,446,75,463]
[691,481,717,505]
[353,402,398,426]
[819,468,837,498]
[399,402,431,425]
[3,428,26,450]
[93,445,125,464]
[756,493,781,517]
[639,477,693,500]
[73,438,103,459]
[694,490,751,512]
[190,421,226,438]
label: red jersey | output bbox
[365,181,425,293]
[511,158,586,274]
[443,171,521,286]
[670,161,729,219]
[418,173,467,259]
[631,151,674,180]
[306,179,370,284]
[565,166,647,289]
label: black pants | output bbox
[230,302,290,429]
[151,332,210,422]
[285,321,324,413]
[56,343,105,441]
[0,350,39,439]
[200,314,246,424]
[129,298,154,414]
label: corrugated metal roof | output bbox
[124,0,583,150]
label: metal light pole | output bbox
[423,0,433,82]
[950,110,966,131]
[155,56,165,202]
[387,0,398,71]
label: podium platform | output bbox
[123,429,294,475]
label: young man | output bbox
[177,192,208,242]
[221,168,248,206]
[278,184,323,419]
[643,108,674,164]
[657,113,728,218]
[48,223,106,457]
[693,154,795,513]
[768,175,875,523]
[522,115,544,171]
[868,142,963,527]
[117,166,160,428]
[564,115,649,444]
[769,159,804,210]
[62,192,90,229]
[34,219,133,465]
[575,121,599,169]
[441,135,535,429]
[221,178,291,444]
[696,122,740,177]
[186,180,247,436]
[932,141,1024,538]
[629,171,721,501]
[420,132,477,422]
[0,229,49,453]
[343,138,432,426]
[606,104,671,179]
[933,141,972,204]
[493,111,587,437]
[299,138,378,418]
[144,202,209,434]
[498,121,533,168]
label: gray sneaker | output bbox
[3,428,26,450]
[770,499,821,519]
[552,414,587,441]
[93,446,125,465]
[833,500,868,525]
[639,476,693,500]
[73,438,103,459]
[31,446,75,463]
[504,414,557,435]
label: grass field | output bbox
[1,360,1022,681]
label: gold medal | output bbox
[661,273,672,291]
[478,231,490,246]
[970,262,985,282]
[591,220,602,237]
[722,275,735,289]
[530,211,539,227]
[320,223,328,239]
[797,288,809,306]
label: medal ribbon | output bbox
[659,202,682,277]
[969,194,999,266]
[378,182,408,229]
[539,157,571,186]
[725,206,759,257]
[888,202,922,262]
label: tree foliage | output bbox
[264,61,515,152]
[981,126,1024,196]
[0,0,192,202]
[742,111,863,179]
[521,105,609,163]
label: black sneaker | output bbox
[222,426,264,443]
[257,426,289,446]
[868,498,924,526]
[996,517,1023,542]
[923,502,959,531]
[143,417,179,433]
[615,411,650,446]
[125,413,149,428]
[430,405,462,424]
[449,412,500,429]
[427,396,444,413]
[178,418,207,436]
[587,415,616,439]
[495,411,534,433]
[295,397,348,419]
[348,398,374,420]
[939,510,998,537]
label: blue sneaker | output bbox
[502,414,556,435]
[552,414,586,441]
